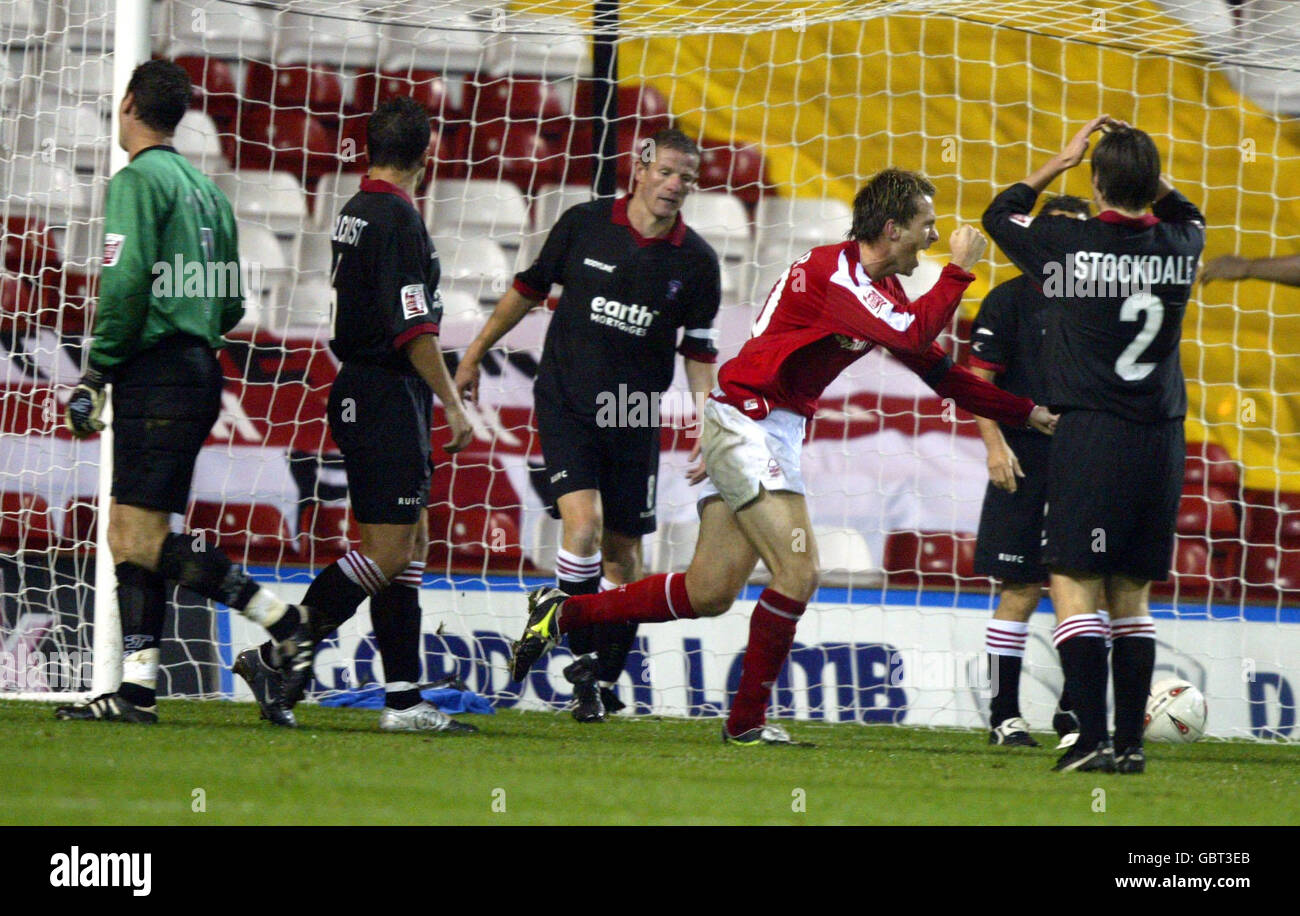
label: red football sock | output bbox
[726,589,806,736]
[558,572,696,632]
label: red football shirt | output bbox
[715,240,1034,426]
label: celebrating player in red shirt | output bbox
[511,168,1058,744]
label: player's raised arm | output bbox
[890,342,1055,432]
[1200,253,1300,288]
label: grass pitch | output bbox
[1,699,1295,826]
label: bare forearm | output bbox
[683,357,716,397]
[970,367,1009,452]
[1022,156,1070,194]
[464,287,540,362]
[1245,255,1300,286]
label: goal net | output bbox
[2,0,1297,739]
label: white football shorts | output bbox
[697,398,807,512]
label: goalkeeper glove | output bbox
[65,366,109,438]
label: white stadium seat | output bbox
[483,13,590,78]
[311,172,363,232]
[434,235,511,305]
[56,0,112,51]
[1,1,48,47]
[236,220,290,330]
[281,277,334,331]
[214,170,307,262]
[272,5,378,68]
[48,48,114,111]
[425,178,529,257]
[814,526,881,587]
[15,93,109,174]
[681,191,751,305]
[751,195,854,303]
[162,0,273,60]
[1,158,96,222]
[376,4,485,75]
[294,229,333,281]
[526,183,592,262]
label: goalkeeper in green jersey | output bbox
[56,60,312,725]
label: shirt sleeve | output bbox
[379,220,442,352]
[967,281,1016,374]
[88,168,160,370]
[217,203,244,335]
[514,205,576,300]
[981,183,1065,281]
[677,250,722,363]
[822,260,976,354]
[891,341,1035,427]
[1152,189,1206,228]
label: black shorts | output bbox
[534,389,660,538]
[1042,410,1184,582]
[328,362,433,525]
[973,430,1052,584]
[112,335,223,515]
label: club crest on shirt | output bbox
[834,333,868,352]
[401,284,428,318]
[103,233,125,267]
[1008,214,1034,228]
[666,279,683,301]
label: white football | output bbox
[1144,678,1208,743]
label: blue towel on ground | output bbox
[319,684,494,715]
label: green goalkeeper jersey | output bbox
[88,145,244,371]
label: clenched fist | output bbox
[949,225,988,272]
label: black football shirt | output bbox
[515,196,722,419]
[983,182,1205,422]
[330,178,442,374]
[969,273,1051,436]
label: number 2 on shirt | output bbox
[1114,291,1164,382]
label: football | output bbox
[1144,678,1209,743]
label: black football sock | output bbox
[1055,623,1111,751]
[373,562,424,710]
[555,548,602,656]
[301,551,387,642]
[595,621,638,684]
[155,532,298,637]
[1110,617,1156,751]
[116,562,167,708]
[985,618,1029,726]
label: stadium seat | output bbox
[299,501,358,564]
[814,526,881,587]
[162,1,273,61]
[1184,440,1240,490]
[467,120,565,192]
[482,15,590,78]
[881,530,980,589]
[244,61,346,122]
[59,497,99,548]
[375,6,485,76]
[294,229,333,279]
[310,172,363,231]
[430,505,523,567]
[174,110,226,172]
[571,82,672,135]
[171,55,239,123]
[272,5,379,70]
[15,93,109,174]
[282,277,334,330]
[0,269,38,335]
[186,501,295,564]
[1153,536,1215,598]
[60,0,112,51]
[2,216,59,277]
[465,76,569,134]
[1243,540,1300,600]
[434,236,512,305]
[751,196,854,303]
[49,48,115,109]
[680,191,751,304]
[0,491,54,552]
[223,106,338,182]
[647,520,699,574]
[1176,488,1239,539]
[425,178,529,257]
[438,287,480,322]
[235,221,291,330]
[0,1,47,48]
[526,183,593,261]
[1243,488,1300,545]
[214,171,307,261]
[697,141,766,207]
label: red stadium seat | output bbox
[697,141,766,207]
[1183,441,1239,490]
[467,121,564,192]
[0,270,39,335]
[881,530,980,589]
[466,77,569,133]
[299,502,357,565]
[224,106,339,181]
[429,505,523,566]
[186,501,295,564]
[0,492,54,552]
[353,69,454,119]
[1243,540,1300,601]
[244,61,345,121]
[171,55,239,123]
[2,217,60,277]
[60,498,99,547]
[572,82,672,136]
[1243,488,1300,545]
[1152,537,1214,598]
[1176,488,1239,539]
